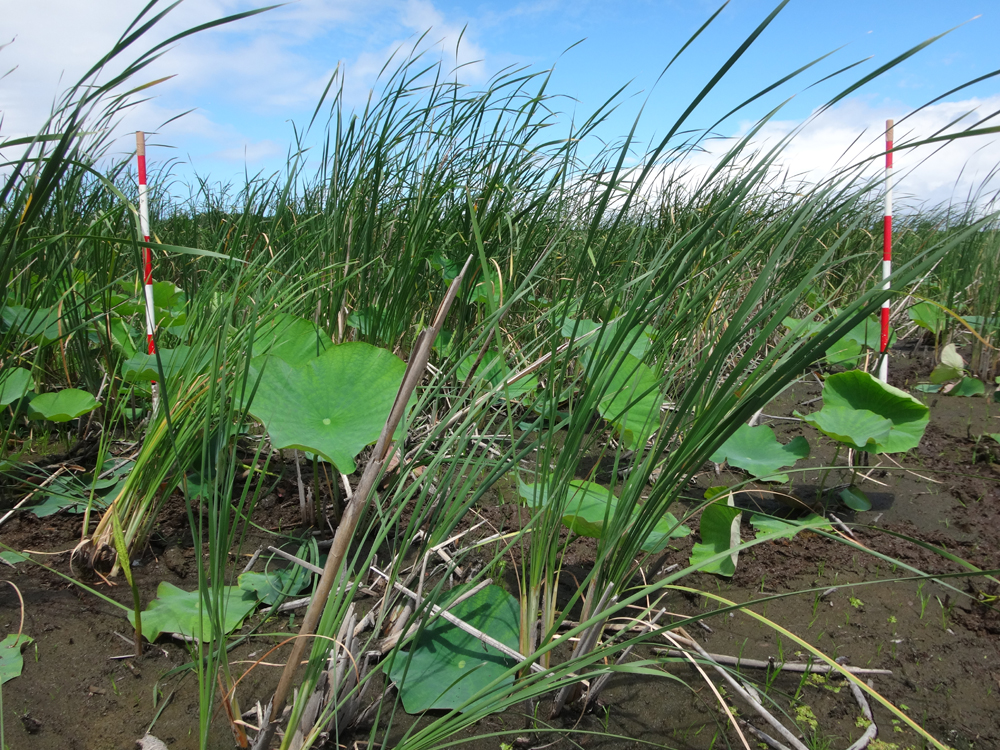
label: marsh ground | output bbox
[1,340,998,750]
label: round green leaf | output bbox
[799,405,892,452]
[389,584,520,713]
[689,498,742,577]
[1,304,61,344]
[710,424,810,482]
[247,342,407,474]
[950,377,985,397]
[126,581,258,643]
[456,350,538,400]
[839,486,872,511]
[825,337,863,366]
[518,478,689,549]
[122,346,201,383]
[750,513,832,539]
[595,354,662,450]
[27,389,100,422]
[252,313,329,366]
[907,302,946,335]
[0,634,33,685]
[797,370,929,454]
[640,511,693,553]
[0,367,33,406]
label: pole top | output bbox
[886,119,894,141]
[136,131,145,157]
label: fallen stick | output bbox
[267,546,324,576]
[845,678,878,750]
[653,646,892,676]
[242,546,264,574]
[668,629,810,750]
[664,630,752,750]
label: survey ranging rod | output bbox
[879,119,893,383]
[136,131,159,412]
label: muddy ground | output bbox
[1,341,998,750]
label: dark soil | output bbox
[2,341,999,750]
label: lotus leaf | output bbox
[828,317,894,366]
[30,488,108,517]
[0,550,28,565]
[908,302,946,336]
[112,281,186,327]
[750,513,832,539]
[930,343,964,383]
[30,460,132,517]
[824,337,863,366]
[127,581,259,643]
[456,350,537,400]
[558,318,661,446]
[1,304,61,344]
[238,546,315,606]
[782,316,826,339]
[430,251,462,281]
[469,266,502,306]
[389,584,520,712]
[949,377,985,397]
[122,346,200,383]
[689,497,742,576]
[710,424,809,482]
[800,405,892,451]
[252,313,329,366]
[941,343,964,370]
[962,315,999,332]
[247,342,408,473]
[106,318,138,358]
[796,370,929,454]
[28,389,100,422]
[783,316,892,366]
[346,307,405,341]
[0,634,33,685]
[594,354,662,450]
[0,367,32,406]
[640,513,696,553]
[519,479,689,551]
[839,485,871,511]
[561,317,655,360]
[929,364,963,384]
[238,568,312,607]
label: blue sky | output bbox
[3,0,999,206]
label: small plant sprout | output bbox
[917,581,930,620]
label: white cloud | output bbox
[733,95,1000,208]
[621,95,1000,211]
[0,0,488,168]
[2,0,996,209]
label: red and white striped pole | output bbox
[879,119,893,383]
[136,131,159,412]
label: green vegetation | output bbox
[2,2,998,749]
